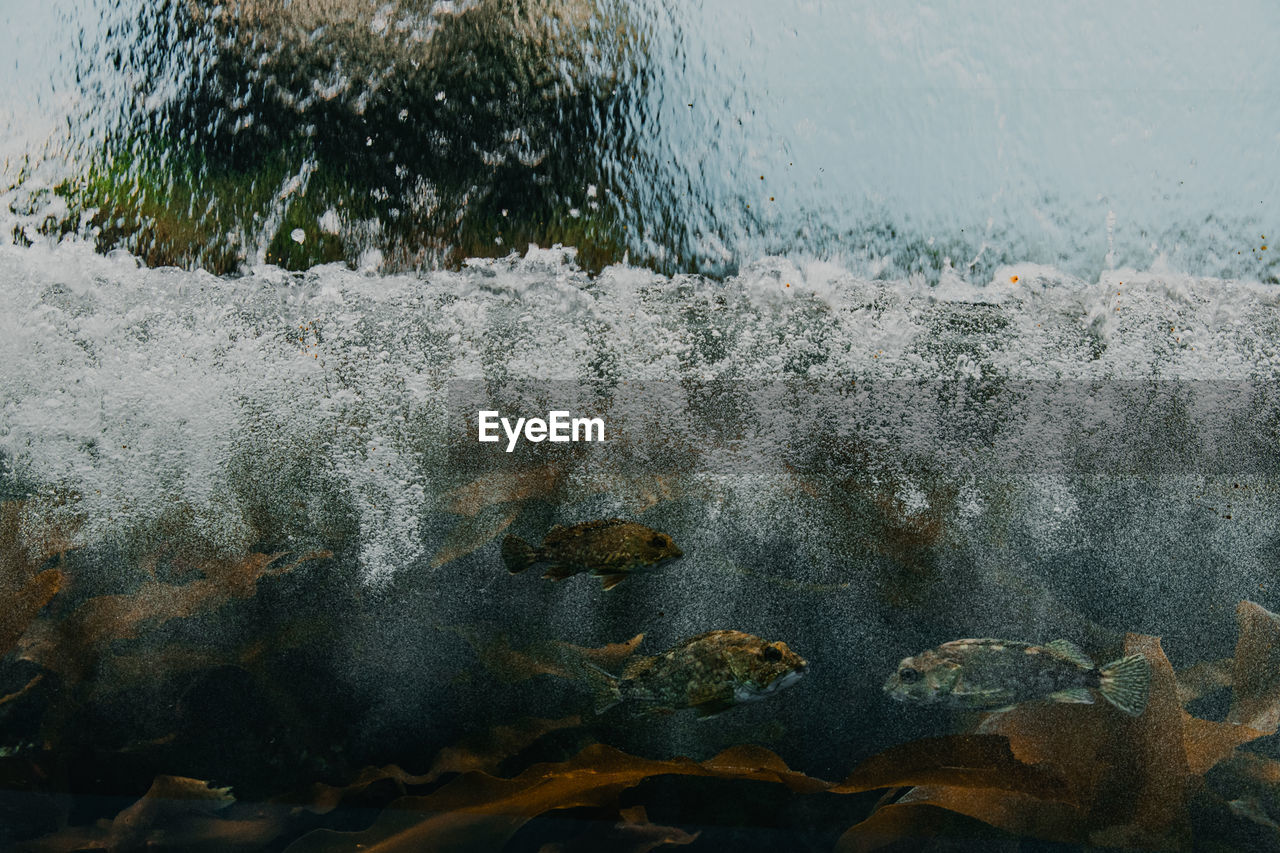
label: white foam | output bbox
[1,241,1277,579]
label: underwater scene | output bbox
[4,2,1280,851]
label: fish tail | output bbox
[501,534,538,574]
[573,659,623,714]
[1098,653,1151,716]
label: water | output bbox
[3,3,1280,851]
[5,0,1280,278]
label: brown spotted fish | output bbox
[581,630,808,718]
[501,519,682,590]
[883,638,1150,716]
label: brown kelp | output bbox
[838,605,1280,851]
[0,501,73,657]
[17,549,332,684]
[7,480,1280,853]
[282,743,829,853]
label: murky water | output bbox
[3,3,1280,851]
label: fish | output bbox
[579,630,808,718]
[501,519,683,590]
[883,638,1151,717]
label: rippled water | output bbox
[4,4,1280,851]
[5,0,1280,278]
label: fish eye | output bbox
[762,646,783,662]
[649,535,667,548]
[898,667,921,684]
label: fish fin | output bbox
[693,699,736,719]
[501,535,539,574]
[1098,653,1151,716]
[599,573,628,591]
[1044,639,1095,669]
[566,658,622,714]
[985,705,1019,714]
[1048,687,1095,704]
[541,563,576,581]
